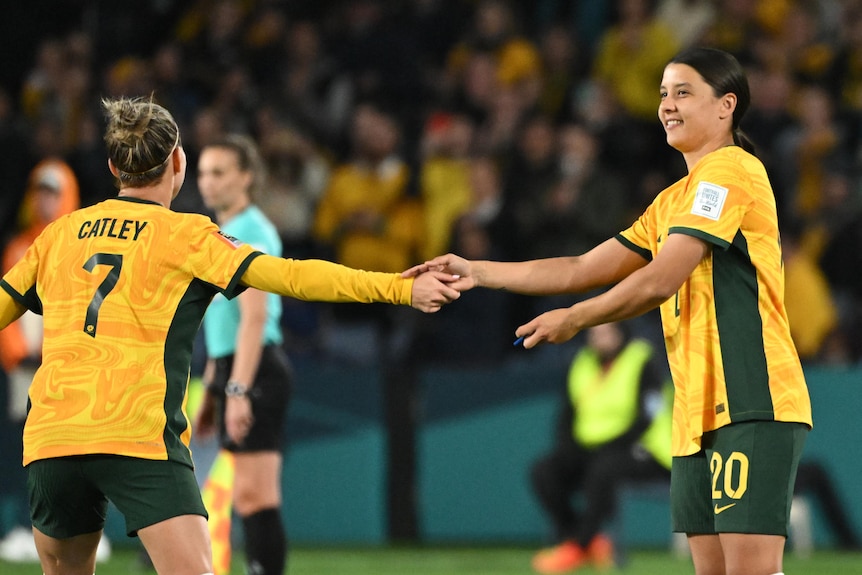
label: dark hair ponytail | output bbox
[669,47,757,156]
[732,129,756,155]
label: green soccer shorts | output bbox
[671,420,808,536]
[28,454,207,538]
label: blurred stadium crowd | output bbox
[2,0,862,366]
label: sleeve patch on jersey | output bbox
[690,181,728,221]
[214,230,243,248]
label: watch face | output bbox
[226,381,248,397]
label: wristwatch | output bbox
[225,380,249,398]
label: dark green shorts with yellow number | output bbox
[28,454,207,538]
[670,420,808,536]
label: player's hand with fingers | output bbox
[516,307,583,348]
[410,270,462,313]
[403,254,473,282]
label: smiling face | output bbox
[659,63,737,168]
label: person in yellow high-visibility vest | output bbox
[529,321,671,574]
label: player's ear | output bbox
[107,158,120,177]
[719,93,737,121]
[172,146,187,177]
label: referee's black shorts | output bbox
[210,344,293,453]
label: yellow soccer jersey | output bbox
[0,197,259,466]
[617,146,812,456]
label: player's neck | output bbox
[681,135,735,172]
[117,183,173,207]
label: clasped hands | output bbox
[404,253,582,348]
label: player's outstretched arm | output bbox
[0,289,26,331]
[404,238,649,296]
[514,234,708,348]
[403,253,559,293]
[241,254,460,312]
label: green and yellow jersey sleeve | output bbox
[242,254,413,306]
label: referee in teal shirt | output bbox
[194,135,292,575]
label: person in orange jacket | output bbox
[1,159,80,399]
[0,159,85,563]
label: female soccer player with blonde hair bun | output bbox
[0,95,459,575]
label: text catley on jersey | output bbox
[617,146,812,457]
[1,197,260,466]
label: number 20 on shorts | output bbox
[710,451,750,502]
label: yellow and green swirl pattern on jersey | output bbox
[617,146,812,457]
[1,196,258,467]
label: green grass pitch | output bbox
[2,546,860,574]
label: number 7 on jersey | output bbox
[83,253,123,337]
